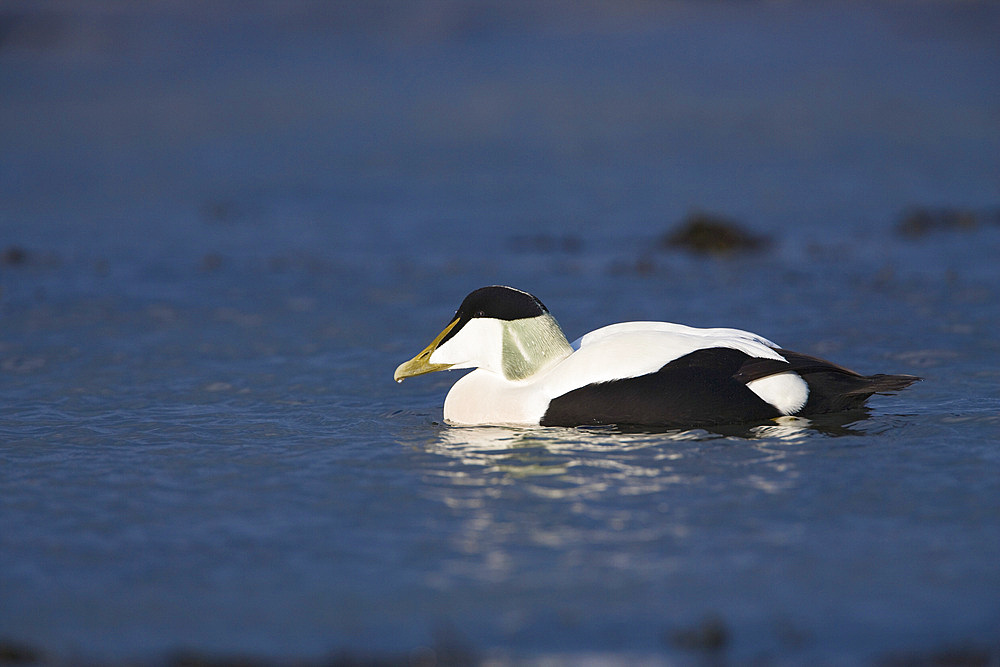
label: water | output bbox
[2,2,999,664]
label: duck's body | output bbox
[394,286,920,428]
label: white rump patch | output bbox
[747,372,809,415]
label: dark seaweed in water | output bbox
[667,614,730,653]
[2,245,28,265]
[661,212,770,255]
[896,206,1000,239]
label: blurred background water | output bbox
[1,2,999,664]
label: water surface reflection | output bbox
[404,417,860,590]
[419,415,847,492]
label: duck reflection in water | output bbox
[413,409,873,509]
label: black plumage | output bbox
[541,347,920,428]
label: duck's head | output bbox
[394,286,573,383]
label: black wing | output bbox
[541,347,780,427]
[541,346,921,427]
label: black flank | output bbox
[541,346,922,428]
[541,347,781,428]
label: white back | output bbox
[544,321,787,399]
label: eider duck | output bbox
[394,286,920,428]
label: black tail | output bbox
[853,373,923,395]
[737,349,921,415]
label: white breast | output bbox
[443,369,550,426]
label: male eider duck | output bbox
[394,286,920,428]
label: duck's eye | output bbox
[475,309,485,317]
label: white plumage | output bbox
[394,286,919,428]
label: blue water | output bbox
[2,3,999,664]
